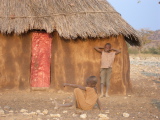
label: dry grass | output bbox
[0,0,140,45]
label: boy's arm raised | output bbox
[111,48,121,55]
[63,83,86,90]
[94,47,103,53]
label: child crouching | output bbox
[54,76,102,110]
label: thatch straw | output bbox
[0,0,140,46]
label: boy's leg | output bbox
[100,83,104,98]
[100,68,106,97]
[54,88,86,109]
[70,95,77,110]
[54,91,78,109]
[105,67,112,97]
[54,100,74,109]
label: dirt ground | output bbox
[0,55,160,120]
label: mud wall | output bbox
[51,32,131,95]
[0,33,31,89]
[0,31,131,94]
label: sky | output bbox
[107,0,160,31]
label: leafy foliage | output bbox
[142,46,160,54]
[128,29,160,55]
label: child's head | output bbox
[104,43,111,52]
[86,76,97,87]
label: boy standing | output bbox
[94,43,120,97]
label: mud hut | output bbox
[0,0,140,95]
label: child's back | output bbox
[53,76,102,110]
[74,86,98,110]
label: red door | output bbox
[30,32,52,88]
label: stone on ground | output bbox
[80,114,87,119]
[50,113,61,117]
[98,114,108,118]
[23,112,29,115]
[123,112,130,117]
[62,110,67,113]
[20,109,28,113]
[9,110,14,113]
[29,112,37,116]
[42,109,48,115]
[36,110,41,114]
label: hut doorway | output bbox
[30,32,52,89]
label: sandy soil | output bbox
[0,55,160,120]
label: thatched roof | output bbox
[0,0,140,46]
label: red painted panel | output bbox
[30,32,52,88]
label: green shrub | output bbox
[142,47,160,54]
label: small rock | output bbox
[9,110,14,113]
[123,112,130,117]
[62,100,65,104]
[98,114,108,118]
[29,112,37,115]
[62,110,67,113]
[80,114,87,119]
[152,114,159,119]
[50,114,61,117]
[20,109,28,113]
[0,109,5,115]
[36,110,41,113]
[42,109,48,115]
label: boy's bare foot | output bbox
[99,94,104,98]
[105,93,110,97]
[53,100,59,109]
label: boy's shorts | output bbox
[100,68,112,86]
